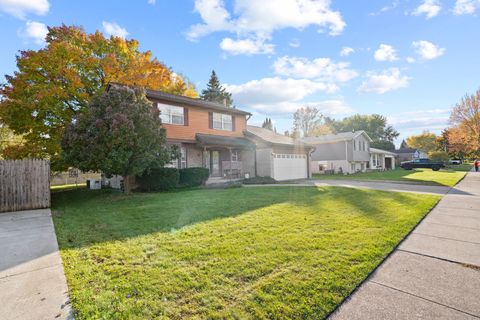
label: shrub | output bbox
[242,176,277,185]
[179,167,210,187]
[428,150,450,162]
[137,167,179,192]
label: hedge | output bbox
[179,167,210,187]
[137,167,179,192]
[242,176,277,185]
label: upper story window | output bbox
[158,103,184,125]
[213,112,232,131]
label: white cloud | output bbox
[243,99,353,115]
[412,40,445,59]
[412,0,442,19]
[453,0,480,15]
[19,20,48,45]
[370,0,400,15]
[289,38,300,48]
[358,68,410,94]
[148,0,156,4]
[226,77,338,107]
[374,44,399,62]
[388,109,450,131]
[406,57,416,63]
[0,0,49,19]
[102,21,129,39]
[340,46,355,57]
[187,0,346,55]
[219,37,274,55]
[273,56,358,82]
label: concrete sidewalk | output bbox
[330,171,480,320]
[0,209,72,320]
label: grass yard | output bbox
[313,165,471,187]
[53,187,440,319]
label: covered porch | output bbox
[369,148,397,170]
[196,134,256,180]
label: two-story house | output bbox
[302,131,372,174]
[107,84,312,182]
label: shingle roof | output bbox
[245,126,311,147]
[196,134,255,148]
[370,147,397,156]
[301,130,373,144]
[107,82,251,116]
[395,148,418,154]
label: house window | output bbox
[165,146,187,168]
[180,146,187,169]
[158,103,184,125]
[231,150,239,161]
[213,112,232,131]
[353,140,357,151]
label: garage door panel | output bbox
[273,154,308,181]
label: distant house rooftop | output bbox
[395,147,420,154]
[106,82,251,116]
[245,126,311,147]
[301,130,373,144]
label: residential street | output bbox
[329,171,480,319]
[245,179,452,195]
[0,209,72,320]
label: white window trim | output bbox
[213,112,232,131]
[158,103,184,125]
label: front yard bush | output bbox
[137,167,179,191]
[242,176,277,184]
[179,167,209,187]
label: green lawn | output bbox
[313,165,471,187]
[53,187,440,319]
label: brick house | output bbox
[107,84,312,182]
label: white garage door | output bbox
[272,153,308,181]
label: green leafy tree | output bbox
[0,124,24,159]
[0,25,196,169]
[428,150,450,162]
[61,85,176,192]
[406,131,438,153]
[201,70,233,107]
[327,114,399,150]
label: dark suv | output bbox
[400,158,445,171]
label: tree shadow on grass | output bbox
[51,186,327,249]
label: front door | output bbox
[385,157,392,169]
[211,151,220,176]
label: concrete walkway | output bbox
[0,209,72,320]
[245,179,451,195]
[329,171,480,320]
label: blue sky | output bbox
[1,0,479,144]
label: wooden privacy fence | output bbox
[0,159,50,213]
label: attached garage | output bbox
[272,153,308,180]
[245,126,313,181]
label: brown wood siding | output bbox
[151,98,247,141]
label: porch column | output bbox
[228,147,232,180]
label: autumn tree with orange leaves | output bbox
[448,88,480,157]
[0,25,197,169]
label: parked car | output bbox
[448,159,462,165]
[400,158,445,171]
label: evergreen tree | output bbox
[400,139,408,149]
[262,118,273,130]
[201,70,233,107]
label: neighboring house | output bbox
[395,148,428,165]
[302,131,372,174]
[106,84,312,182]
[245,126,313,180]
[369,148,397,170]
